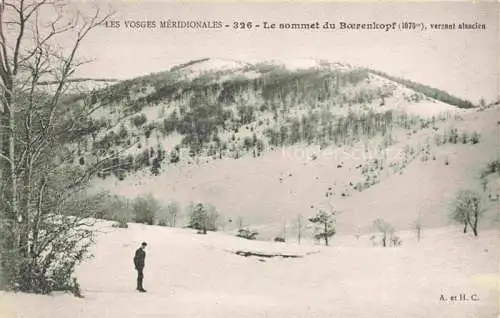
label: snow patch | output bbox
[265,58,351,71]
[177,58,249,79]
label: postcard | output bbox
[0,1,498,317]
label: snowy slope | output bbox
[93,106,499,239]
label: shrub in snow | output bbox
[112,220,129,228]
[131,113,147,127]
[373,218,401,247]
[236,227,259,240]
[132,194,160,225]
[469,132,480,144]
[97,194,133,226]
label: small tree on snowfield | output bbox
[450,189,482,237]
[373,218,394,247]
[308,210,336,246]
[469,132,480,144]
[479,98,486,108]
[167,202,180,227]
[150,157,161,176]
[296,214,305,244]
[186,202,220,233]
[414,219,422,242]
[188,203,209,234]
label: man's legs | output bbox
[136,269,145,291]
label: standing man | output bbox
[133,242,147,292]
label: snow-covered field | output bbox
[1,222,498,318]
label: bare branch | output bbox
[0,150,13,164]
[0,1,13,86]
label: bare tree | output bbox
[0,1,115,294]
[237,216,244,230]
[282,213,287,240]
[480,177,488,192]
[167,201,180,227]
[479,97,486,108]
[415,220,422,242]
[373,219,394,247]
[450,189,482,237]
[296,213,304,244]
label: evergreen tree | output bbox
[189,203,209,234]
[308,210,336,246]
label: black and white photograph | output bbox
[0,1,498,317]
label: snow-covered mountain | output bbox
[56,57,497,238]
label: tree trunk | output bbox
[463,221,468,233]
[8,84,20,254]
[471,212,479,237]
[297,215,302,244]
[20,142,33,259]
[324,223,328,246]
[31,179,46,258]
[283,218,287,240]
[1,78,22,289]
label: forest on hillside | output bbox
[59,62,481,182]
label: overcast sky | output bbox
[74,1,498,104]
